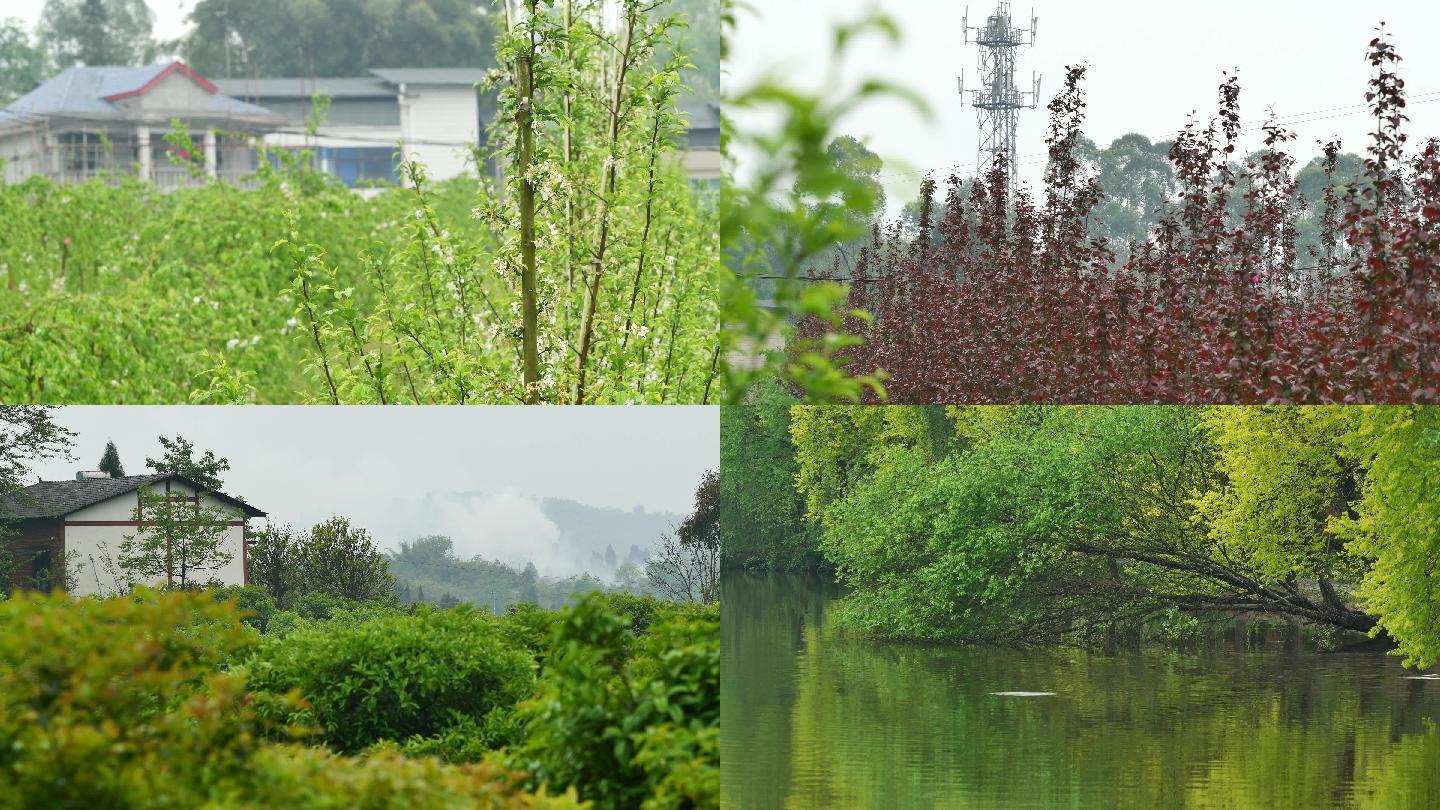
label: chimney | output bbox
[75,470,112,480]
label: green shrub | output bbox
[0,589,269,808]
[241,745,584,809]
[0,589,591,809]
[210,584,279,631]
[591,591,669,635]
[292,590,362,621]
[502,600,563,657]
[265,595,406,638]
[512,594,719,810]
[244,605,536,753]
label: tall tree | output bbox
[719,379,815,570]
[38,0,154,69]
[184,0,496,79]
[647,468,719,604]
[300,516,394,603]
[0,18,49,105]
[0,407,74,594]
[96,440,125,478]
[1335,407,1440,669]
[519,561,539,604]
[0,407,73,502]
[145,435,230,492]
[117,486,236,589]
[246,523,303,609]
[676,468,718,550]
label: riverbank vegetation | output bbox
[0,0,717,405]
[721,403,1440,669]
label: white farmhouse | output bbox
[0,61,276,187]
[216,68,490,186]
[1,61,719,190]
[0,471,266,596]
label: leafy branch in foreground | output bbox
[721,6,927,403]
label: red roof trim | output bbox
[102,61,219,102]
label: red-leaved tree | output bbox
[798,29,1440,404]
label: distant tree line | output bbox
[386,534,645,612]
[0,0,719,105]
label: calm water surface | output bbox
[721,572,1440,809]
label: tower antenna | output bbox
[959,3,1040,206]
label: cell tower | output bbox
[958,3,1040,203]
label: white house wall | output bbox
[64,483,252,597]
[0,130,42,183]
[400,85,479,180]
[261,125,404,151]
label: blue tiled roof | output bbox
[0,63,271,123]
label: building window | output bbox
[319,147,400,187]
[30,547,54,592]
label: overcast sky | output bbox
[730,0,1440,215]
[31,406,717,572]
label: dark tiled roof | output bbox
[0,474,265,520]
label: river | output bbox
[721,572,1440,809]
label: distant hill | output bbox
[373,490,681,579]
[539,497,680,576]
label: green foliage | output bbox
[117,485,237,589]
[301,516,396,602]
[145,433,231,490]
[721,9,927,403]
[262,595,404,639]
[0,585,708,807]
[783,406,1438,658]
[243,605,535,754]
[1193,407,1366,584]
[479,0,718,404]
[210,583,278,631]
[0,588,266,808]
[0,18,48,106]
[0,16,716,406]
[719,381,819,569]
[184,0,497,79]
[246,523,304,608]
[501,600,563,656]
[246,518,396,610]
[1333,407,1440,668]
[514,593,719,810]
[38,0,154,69]
[234,745,586,809]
